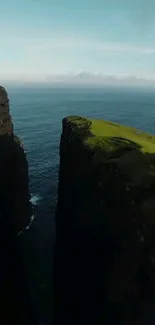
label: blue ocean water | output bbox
[9,86,155,210]
[6,85,155,322]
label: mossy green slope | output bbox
[67,116,155,187]
[67,115,155,152]
[90,119,155,151]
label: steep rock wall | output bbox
[0,86,38,325]
[55,116,155,325]
[0,86,33,234]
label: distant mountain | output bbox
[1,73,155,87]
[45,73,155,86]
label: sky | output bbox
[1,0,155,81]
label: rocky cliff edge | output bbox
[0,86,38,325]
[55,116,155,325]
[0,86,33,234]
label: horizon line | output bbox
[1,73,155,85]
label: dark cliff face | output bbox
[54,116,155,325]
[0,86,32,234]
[0,86,38,325]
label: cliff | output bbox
[0,86,38,324]
[0,86,33,233]
[55,116,155,325]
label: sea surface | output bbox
[6,85,155,323]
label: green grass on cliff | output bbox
[67,116,155,154]
[67,116,155,189]
[89,119,155,154]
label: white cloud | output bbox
[0,28,155,80]
[21,38,155,54]
[1,26,155,55]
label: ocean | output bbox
[6,85,155,323]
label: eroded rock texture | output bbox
[0,86,38,325]
[54,116,155,325]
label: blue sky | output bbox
[1,0,155,80]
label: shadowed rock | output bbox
[0,86,38,324]
[0,86,33,233]
[54,116,155,325]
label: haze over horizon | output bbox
[1,0,154,83]
[2,73,155,88]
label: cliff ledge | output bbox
[55,116,155,325]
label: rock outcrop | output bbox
[54,116,155,325]
[0,86,38,324]
[0,86,33,233]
